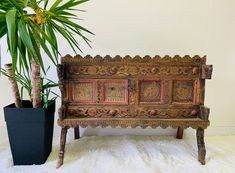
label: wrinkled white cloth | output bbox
[0,128,235,173]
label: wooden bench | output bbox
[56,55,212,168]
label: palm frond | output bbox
[0,0,93,107]
[6,8,18,71]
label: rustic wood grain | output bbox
[56,55,212,168]
[56,127,68,169]
[197,127,206,165]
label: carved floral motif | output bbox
[172,80,195,103]
[139,81,162,102]
[73,83,93,101]
[134,108,198,118]
[66,107,198,119]
[104,82,126,102]
[67,107,130,118]
[67,65,199,77]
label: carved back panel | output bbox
[58,55,212,119]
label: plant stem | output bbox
[4,64,22,108]
[31,30,41,108]
[31,58,41,108]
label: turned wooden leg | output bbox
[196,127,206,165]
[176,127,184,139]
[56,127,68,169]
[74,126,80,139]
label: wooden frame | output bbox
[56,55,212,168]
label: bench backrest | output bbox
[57,55,212,120]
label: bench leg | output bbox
[74,126,80,139]
[56,127,68,169]
[196,127,206,165]
[176,127,184,139]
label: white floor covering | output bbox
[0,127,235,173]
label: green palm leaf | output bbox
[6,8,18,70]
[18,19,34,57]
[7,0,24,13]
[1,0,93,107]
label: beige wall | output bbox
[1,0,235,135]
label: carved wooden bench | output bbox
[56,55,212,168]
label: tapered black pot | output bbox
[4,100,55,165]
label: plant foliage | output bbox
[0,0,93,72]
[0,0,93,107]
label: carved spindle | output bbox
[56,127,68,169]
[74,126,80,139]
[196,128,206,165]
[176,127,184,139]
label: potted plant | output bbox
[2,66,58,165]
[0,0,92,165]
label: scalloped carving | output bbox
[61,54,206,65]
[57,118,209,129]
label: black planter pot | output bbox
[4,100,55,165]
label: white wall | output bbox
[1,0,235,136]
